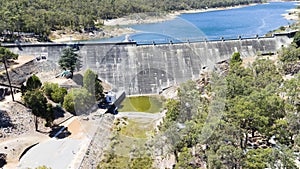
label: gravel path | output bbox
[116,112,164,120]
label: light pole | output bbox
[2,56,14,101]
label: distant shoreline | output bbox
[282,8,300,21]
[53,3,262,42]
[105,1,300,26]
[104,3,261,26]
[52,2,299,42]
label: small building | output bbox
[106,91,116,103]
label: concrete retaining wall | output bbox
[114,91,126,107]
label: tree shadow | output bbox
[0,153,7,168]
[98,100,109,109]
[15,101,25,106]
[36,129,49,134]
[53,106,65,119]
[0,110,13,128]
[72,74,83,86]
[48,125,71,139]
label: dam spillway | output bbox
[2,33,294,95]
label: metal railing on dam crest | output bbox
[2,31,297,95]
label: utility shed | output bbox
[106,91,116,103]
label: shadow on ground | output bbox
[53,106,65,119]
[72,74,83,86]
[18,143,39,161]
[0,153,7,168]
[0,110,13,128]
[48,126,71,139]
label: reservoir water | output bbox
[98,2,297,44]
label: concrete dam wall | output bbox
[2,34,293,95]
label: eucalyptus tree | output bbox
[83,69,104,101]
[22,89,54,130]
[0,47,18,101]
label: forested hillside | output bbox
[0,0,263,41]
[156,33,300,168]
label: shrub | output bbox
[83,69,104,101]
[42,82,67,103]
[42,82,59,97]
[229,52,242,67]
[51,87,67,103]
[26,74,42,91]
[63,91,75,114]
[63,88,93,115]
[279,46,300,62]
[293,31,300,47]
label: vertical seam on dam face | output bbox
[3,35,293,95]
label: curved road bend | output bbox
[17,115,96,169]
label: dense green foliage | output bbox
[62,69,104,115]
[159,52,300,168]
[25,74,42,91]
[23,90,47,117]
[129,156,153,169]
[0,47,18,61]
[0,0,262,40]
[42,82,67,103]
[229,52,242,66]
[99,153,153,169]
[279,31,300,62]
[58,47,80,75]
[278,32,300,75]
[22,90,54,128]
[279,45,300,62]
[63,88,93,115]
[42,82,58,97]
[83,69,104,101]
[22,75,55,129]
[293,31,300,47]
[51,87,67,103]
[175,147,196,169]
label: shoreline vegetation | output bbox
[51,1,299,43]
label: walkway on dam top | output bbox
[1,30,297,47]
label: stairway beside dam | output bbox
[2,32,295,95]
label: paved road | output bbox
[17,137,89,169]
[17,117,91,169]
